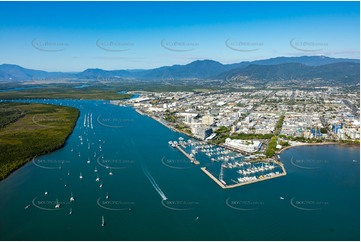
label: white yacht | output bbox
[70,192,75,202]
[101,216,105,227]
[55,199,61,209]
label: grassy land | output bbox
[0,102,79,180]
[0,87,132,100]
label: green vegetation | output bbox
[92,82,219,93]
[279,140,290,147]
[265,136,278,157]
[320,127,328,134]
[0,103,26,128]
[0,102,79,180]
[164,110,177,123]
[279,135,324,143]
[212,126,231,144]
[0,87,132,100]
[215,126,230,134]
[340,139,360,145]
[274,115,285,135]
[232,133,273,140]
[212,125,274,145]
[174,123,191,135]
[193,88,214,93]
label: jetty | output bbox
[175,144,200,165]
[201,161,287,189]
[201,167,226,188]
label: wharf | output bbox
[201,160,287,189]
[175,145,200,165]
[201,167,226,188]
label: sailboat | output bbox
[95,175,100,182]
[70,192,75,202]
[79,173,83,179]
[101,216,105,227]
[55,199,61,209]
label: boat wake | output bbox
[141,163,167,201]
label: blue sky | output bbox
[0,1,359,71]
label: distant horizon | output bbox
[1,55,360,73]
[0,1,359,72]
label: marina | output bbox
[169,138,287,188]
[170,141,200,165]
[201,163,287,189]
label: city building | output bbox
[224,138,262,153]
[191,125,213,140]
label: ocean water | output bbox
[0,99,359,240]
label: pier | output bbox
[201,167,226,188]
[201,161,287,189]
[175,145,200,165]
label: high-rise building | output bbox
[332,123,343,134]
[184,115,193,124]
[192,125,212,140]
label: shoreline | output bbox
[278,142,357,154]
[0,103,80,181]
[131,107,359,189]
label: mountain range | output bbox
[0,56,359,84]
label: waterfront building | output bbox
[191,125,213,140]
[332,123,343,134]
[224,138,262,153]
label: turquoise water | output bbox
[0,99,359,240]
[73,84,91,89]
